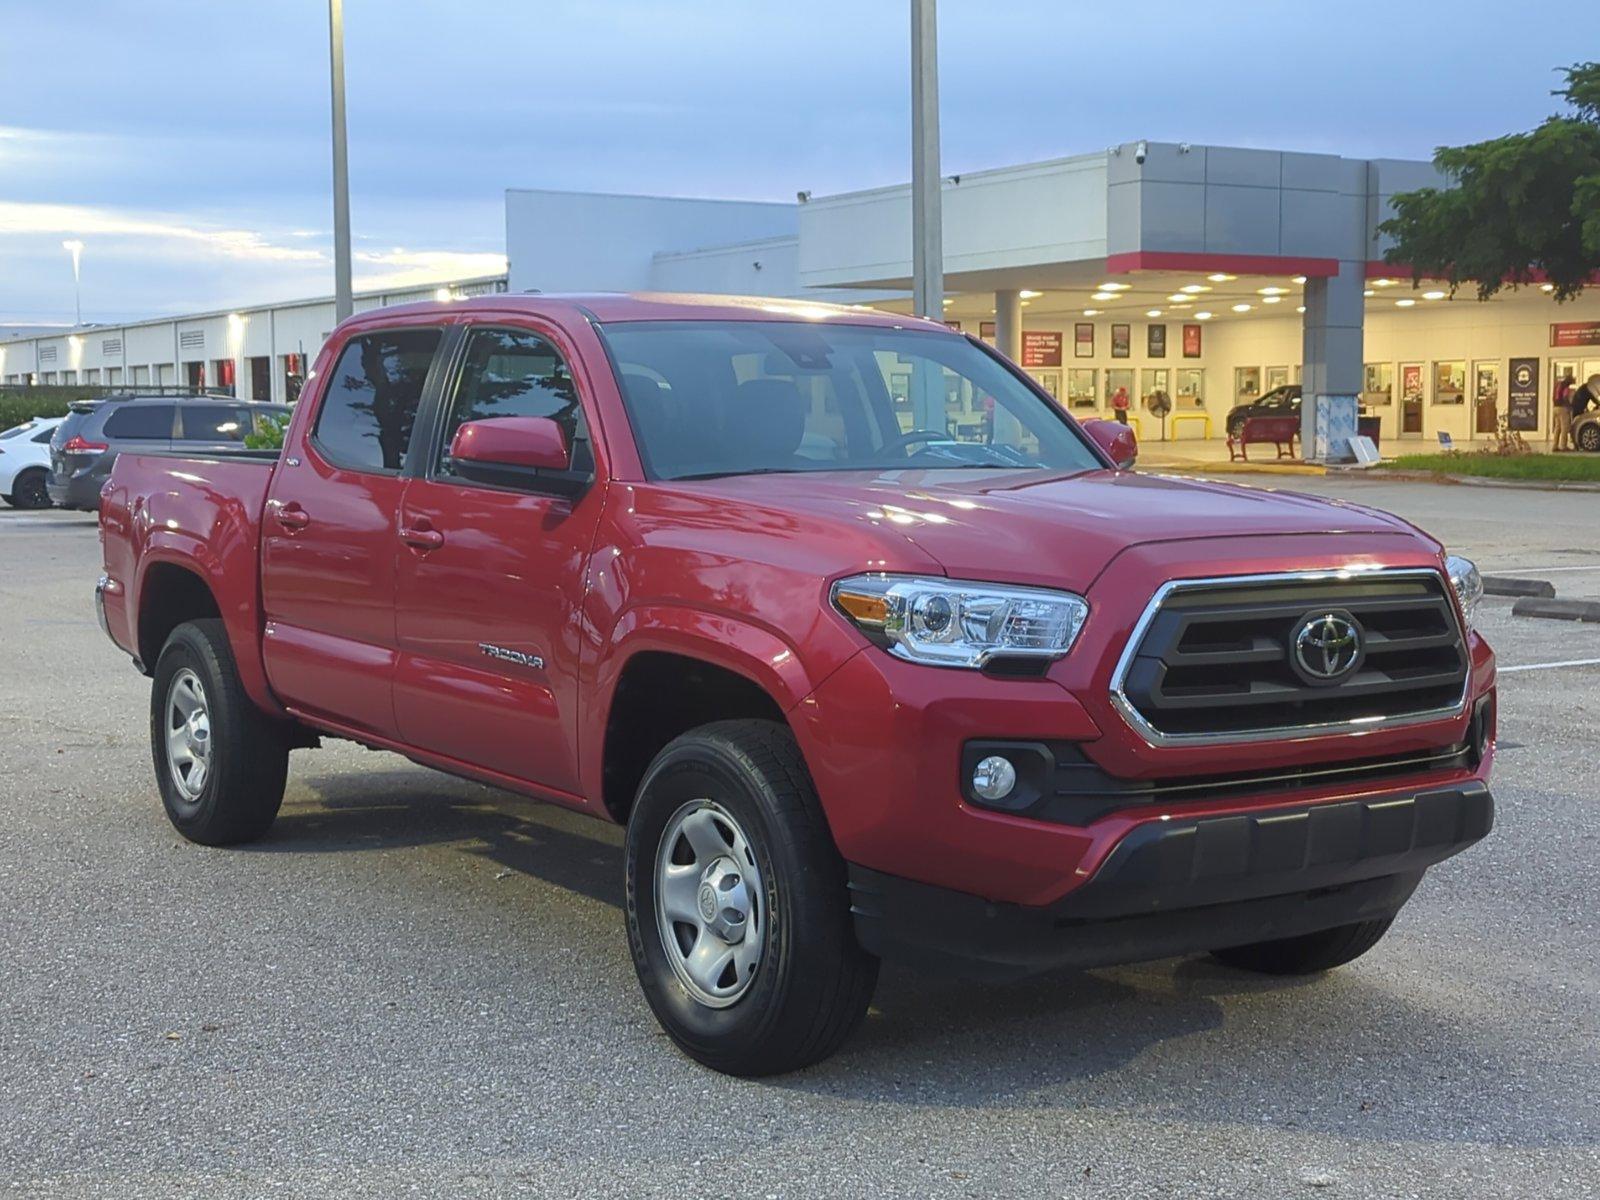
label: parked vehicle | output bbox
[97,295,1496,1076]
[0,416,63,508]
[48,394,291,511]
[1574,408,1600,453]
[1225,384,1302,438]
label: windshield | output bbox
[599,319,1102,480]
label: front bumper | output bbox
[847,780,1492,979]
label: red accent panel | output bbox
[1106,251,1339,278]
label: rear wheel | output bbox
[1211,917,1394,975]
[624,719,878,1076]
[150,618,288,845]
[8,468,50,509]
[1227,414,1249,439]
[1578,422,1600,453]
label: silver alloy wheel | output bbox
[654,799,766,1008]
[165,668,213,803]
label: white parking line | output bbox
[1485,565,1600,575]
[1499,657,1600,674]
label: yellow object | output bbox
[1170,412,1212,440]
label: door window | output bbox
[178,404,249,442]
[435,328,592,479]
[312,329,442,472]
[102,404,175,439]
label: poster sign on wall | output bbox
[1551,321,1600,348]
[979,321,996,343]
[1111,324,1130,358]
[1182,324,1202,358]
[1021,330,1063,367]
[1073,324,1094,359]
[1508,357,1540,431]
[1147,323,1167,358]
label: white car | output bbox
[0,416,63,509]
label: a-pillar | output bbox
[1300,260,1364,462]
[992,289,1025,442]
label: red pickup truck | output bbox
[97,294,1495,1075]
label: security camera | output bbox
[796,190,811,204]
[1135,140,1148,165]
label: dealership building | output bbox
[7,139,1600,451]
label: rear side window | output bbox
[102,405,175,439]
[178,404,249,442]
[0,421,34,440]
[313,330,442,472]
[31,427,55,444]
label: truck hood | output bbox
[692,467,1420,591]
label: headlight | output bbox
[831,574,1089,669]
[1445,554,1483,629]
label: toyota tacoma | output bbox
[96,294,1495,1075]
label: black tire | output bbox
[1227,414,1248,439]
[1211,917,1394,975]
[150,618,288,846]
[624,719,878,1076]
[1578,422,1600,453]
[8,468,51,509]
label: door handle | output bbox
[272,501,310,531]
[400,523,444,551]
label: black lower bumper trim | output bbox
[848,781,1492,980]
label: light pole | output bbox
[62,240,84,326]
[328,0,353,323]
[909,0,943,321]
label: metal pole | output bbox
[63,240,84,326]
[910,0,943,320]
[328,0,353,323]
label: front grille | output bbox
[1112,570,1470,744]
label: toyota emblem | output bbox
[1291,611,1364,684]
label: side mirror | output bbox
[1082,418,1137,469]
[447,416,585,495]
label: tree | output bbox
[1380,62,1600,301]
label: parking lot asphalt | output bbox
[1,483,1597,1199]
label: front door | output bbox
[260,326,444,738]
[392,324,603,798]
[1400,363,1424,436]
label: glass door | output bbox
[1473,361,1500,436]
[1066,368,1098,412]
[1400,362,1424,436]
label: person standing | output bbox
[1553,370,1576,451]
[1111,385,1130,425]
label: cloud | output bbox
[0,200,327,264]
[352,246,508,289]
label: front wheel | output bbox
[1211,917,1394,975]
[624,720,878,1076]
[1578,422,1600,453]
[151,618,289,845]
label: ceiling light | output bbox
[1207,273,1236,282]
[1258,286,1288,296]
[1422,290,1446,301]
[1098,282,1130,291]
[1083,308,1101,316]
[1167,293,1190,302]
[1194,311,1213,320]
[1296,306,1306,313]
[1373,278,1397,287]
[1541,283,1555,292]
[1181,284,1210,293]
[1231,303,1251,313]
[942,298,954,307]
[1146,309,1162,318]
[1020,300,1031,307]
[1091,291,1115,301]
[1363,289,1376,297]
[1019,289,1043,299]
[1395,298,1416,307]
[1291,275,1307,285]
[1262,295,1282,304]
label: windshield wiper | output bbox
[671,467,808,481]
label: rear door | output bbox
[175,402,253,454]
[260,326,445,738]
[392,322,603,796]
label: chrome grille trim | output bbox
[1109,567,1471,748]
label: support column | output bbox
[1300,259,1364,462]
[909,0,943,320]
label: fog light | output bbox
[971,755,1017,802]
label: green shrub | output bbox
[244,413,290,451]
[0,385,112,429]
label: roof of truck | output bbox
[354,292,948,330]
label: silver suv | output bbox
[47,394,291,511]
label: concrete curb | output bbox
[1346,468,1600,493]
[1512,597,1600,622]
[1483,577,1556,599]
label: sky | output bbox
[3,0,1597,325]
